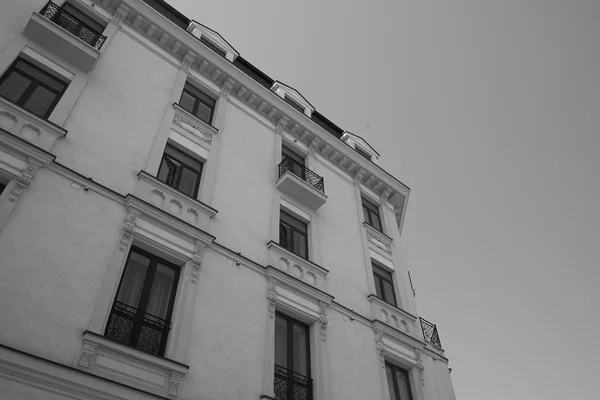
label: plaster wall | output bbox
[0,0,44,51]
[0,168,124,365]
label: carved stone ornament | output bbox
[353,169,366,187]
[112,3,130,25]
[190,242,205,283]
[308,137,322,157]
[415,351,425,386]
[319,301,328,342]
[276,115,290,134]
[267,275,277,319]
[220,77,236,99]
[9,161,40,202]
[181,51,196,71]
[375,329,386,368]
[380,187,393,205]
[77,340,98,368]
[173,113,212,144]
[118,211,137,251]
[168,371,184,396]
[366,230,392,255]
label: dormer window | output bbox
[354,146,372,161]
[271,81,314,118]
[200,36,226,58]
[284,95,305,114]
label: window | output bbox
[284,95,305,114]
[279,210,308,259]
[274,312,312,400]
[281,145,306,181]
[386,362,414,400]
[200,36,227,58]
[373,263,397,307]
[0,182,6,196]
[179,82,216,124]
[0,57,69,119]
[105,246,180,356]
[61,2,106,34]
[157,143,203,198]
[362,197,383,232]
[355,146,372,161]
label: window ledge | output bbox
[368,294,418,337]
[0,96,67,152]
[136,171,217,231]
[77,331,189,397]
[267,241,328,290]
[172,103,218,146]
[363,222,393,257]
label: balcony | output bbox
[276,158,327,209]
[420,317,443,348]
[105,301,170,357]
[274,364,313,400]
[23,1,107,72]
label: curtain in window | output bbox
[274,314,288,367]
[116,252,150,308]
[146,263,176,319]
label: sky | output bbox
[169,1,600,399]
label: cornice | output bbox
[267,241,329,275]
[48,162,126,204]
[96,0,410,231]
[266,265,334,305]
[368,294,417,323]
[0,129,56,165]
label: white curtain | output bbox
[116,252,149,308]
[145,263,175,319]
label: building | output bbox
[0,1,457,399]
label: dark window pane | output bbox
[293,232,307,259]
[145,263,176,319]
[178,168,199,197]
[279,223,291,251]
[292,322,308,375]
[274,314,288,368]
[157,157,174,184]
[284,95,305,114]
[282,145,305,166]
[386,364,397,400]
[61,3,106,33]
[371,215,382,232]
[362,205,371,225]
[382,280,397,306]
[194,102,212,124]
[355,146,372,161]
[0,182,6,195]
[0,72,31,102]
[280,212,307,234]
[179,92,195,114]
[395,368,413,400]
[22,86,56,117]
[117,251,151,308]
[374,275,383,299]
[200,37,227,57]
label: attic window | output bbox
[355,146,372,161]
[200,36,226,58]
[284,95,305,114]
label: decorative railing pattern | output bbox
[278,157,325,194]
[274,364,313,400]
[40,1,107,49]
[420,317,442,348]
[105,301,171,356]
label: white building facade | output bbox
[0,1,457,399]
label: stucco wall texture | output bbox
[0,1,455,399]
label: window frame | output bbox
[157,143,204,199]
[373,263,397,307]
[106,245,181,356]
[279,210,309,259]
[178,81,216,125]
[0,57,69,119]
[362,197,383,233]
[385,362,415,400]
[354,146,372,161]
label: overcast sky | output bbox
[170,1,600,398]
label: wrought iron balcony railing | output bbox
[274,364,313,400]
[420,317,442,348]
[40,1,107,49]
[105,301,171,356]
[278,157,325,194]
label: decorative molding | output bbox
[415,351,425,386]
[190,241,205,283]
[375,327,386,368]
[173,110,213,144]
[353,168,366,187]
[168,371,184,396]
[181,50,196,71]
[365,224,393,255]
[8,160,41,202]
[319,301,328,342]
[308,137,322,158]
[118,210,137,251]
[77,340,97,368]
[276,115,290,134]
[267,274,277,319]
[220,77,236,99]
[380,187,393,205]
[112,2,130,25]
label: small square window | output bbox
[200,36,227,58]
[362,197,383,232]
[0,57,69,119]
[178,82,216,124]
[284,95,305,114]
[157,143,204,198]
[373,263,397,307]
[354,146,372,161]
[279,210,308,259]
[105,246,180,356]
